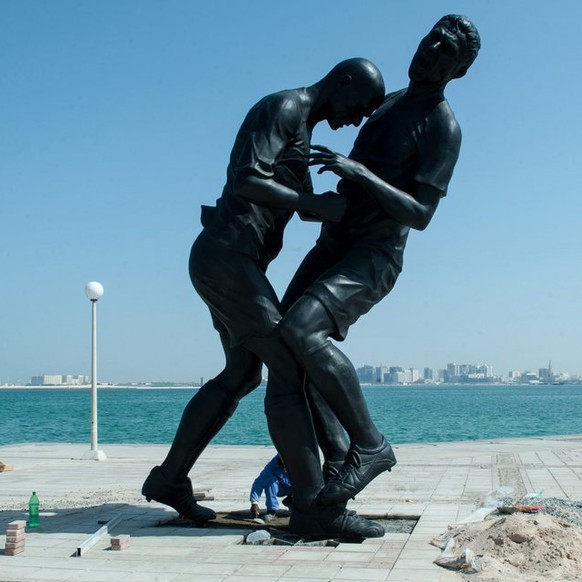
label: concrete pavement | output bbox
[1,436,581,581]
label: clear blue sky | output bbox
[2,1,581,384]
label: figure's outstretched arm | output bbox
[236,175,346,223]
[309,145,441,230]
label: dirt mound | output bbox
[434,512,582,581]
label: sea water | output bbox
[0,384,581,446]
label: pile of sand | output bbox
[433,512,582,581]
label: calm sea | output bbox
[1,384,581,446]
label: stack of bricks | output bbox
[4,520,26,556]
[110,534,130,551]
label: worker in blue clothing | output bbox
[249,455,292,519]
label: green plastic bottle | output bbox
[28,491,40,528]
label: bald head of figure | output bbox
[313,58,385,130]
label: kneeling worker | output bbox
[249,455,292,520]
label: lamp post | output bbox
[83,281,106,461]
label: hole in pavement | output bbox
[159,510,418,546]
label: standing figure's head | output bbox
[408,15,481,86]
[312,58,385,130]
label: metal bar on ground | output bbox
[76,513,122,557]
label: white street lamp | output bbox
[83,281,106,461]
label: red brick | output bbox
[4,546,25,556]
[6,532,26,543]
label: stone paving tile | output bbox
[384,572,420,582]
[407,527,447,538]
[30,568,92,581]
[2,437,582,581]
[207,553,265,564]
[390,557,444,571]
[333,566,388,580]
[96,552,158,562]
[235,563,291,577]
[398,548,440,560]
[172,562,240,576]
[414,516,451,525]
[284,564,341,579]
[323,550,377,562]
[278,549,332,562]
[222,576,280,582]
[121,573,180,582]
[63,570,130,582]
[369,534,406,544]
[121,558,201,574]
[399,540,438,553]
[172,576,224,582]
[1,555,104,570]
[327,542,378,553]
[387,570,456,581]
[0,565,57,582]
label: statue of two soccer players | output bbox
[143,15,481,539]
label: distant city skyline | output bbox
[3,355,580,388]
[355,360,579,385]
[2,359,579,388]
[2,2,582,385]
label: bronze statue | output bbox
[143,58,387,538]
[143,14,480,539]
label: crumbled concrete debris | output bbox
[539,497,582,529]
[433,508,582,580]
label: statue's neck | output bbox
[405,81,446,101]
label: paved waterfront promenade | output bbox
[1,436,582,581]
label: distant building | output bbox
[410,368,421,383]
[478,365,494,378]
[30,375,62,386]
[539,361,553,383]
[508,370,521,383]
[30,374,89,386]
[375,366,388,383]
[356,365,376,384]
[393,370,409,384]
[521,371,540,384]
[444,363,495,383]
[62,375,89,385]
[385,366,404,384]
[446,363,460,382]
